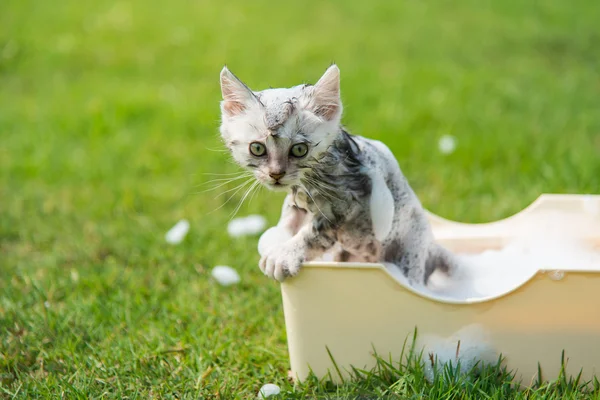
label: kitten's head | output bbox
[219,65,343,191]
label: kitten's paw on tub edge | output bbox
[259,246,304,282]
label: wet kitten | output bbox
[218,64,456,285]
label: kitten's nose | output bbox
[269,172,286,181]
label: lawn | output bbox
[1,0,600,398]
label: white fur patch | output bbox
[369,173,394,241]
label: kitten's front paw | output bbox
[259,246,305,282]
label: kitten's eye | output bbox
[290,143,308,158]
[249,142,266,157]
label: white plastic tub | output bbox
[280,194,600,385]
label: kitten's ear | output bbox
[311,64,342,121]
[220,67,260,117]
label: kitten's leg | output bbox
[258,194,309,258]
[276,194,308,236]
[258,194,312,279]
[386,232,456,286]
[393,234,429,285]
[383,208,437,285]
[259,219,336,282]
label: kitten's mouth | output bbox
[266,181,290,191]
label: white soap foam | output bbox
[388,210,600,301]
[387,236,600,303]
[583,195,600,215]
[438,134,457,155]
[258,226,292,257]
[211,265,241,286]
[320,251,336,262]
[165,219,190,245]
[228,215,267,238]
[257,383,281,398]
[417,324,497,382]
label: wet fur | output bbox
[219,65,456,285]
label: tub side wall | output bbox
[281,266,600,383]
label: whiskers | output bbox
[301,175,343,202]
[230,180,262,219]
[198,170,264,219]
[215,178,255,198]
[199,171,254,192]
[204,177,253,215]
[203,147,230,154]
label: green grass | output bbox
[1,0,599,398]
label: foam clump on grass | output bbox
[165,219,190,244]
[257,383,280,398]
[438,134,457,155]
[211,265,241,286]
[417,324,498,383]
[228,215,267,238]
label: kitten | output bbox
[218,64,456,285]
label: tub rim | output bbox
[299,260,599,305]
